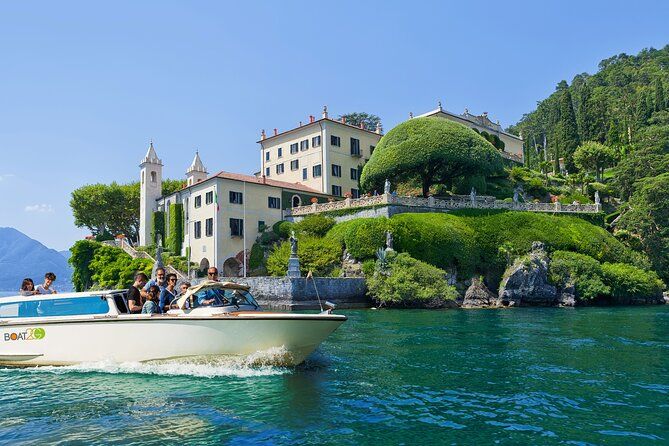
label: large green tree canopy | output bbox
[360,117,503,197]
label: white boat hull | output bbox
[0,314,346,367]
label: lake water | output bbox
[0,306,667,444]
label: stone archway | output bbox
[223,257,241,277]
[199,258,209,272]
[292,195,302,208]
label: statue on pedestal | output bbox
[385,230,394,251]
[384,179,391,194]
[594,191,601,205]
[470,187,477,204]
[152,235,165,279]
[289,230,298,257]
[513,187,519,204]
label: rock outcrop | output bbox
[462,277,498,308]
[498,242,557,306]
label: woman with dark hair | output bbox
[19,278,37,296]
[141,285,161,314]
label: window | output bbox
[268,197,281,209]
[194,195,202,208]
[351,188,360,198]
[0,296,110,318]
[276,163,284,174]
[150,171,157,183]
[194,221,202,239]
[290,159,299,171]
[258,220,266,231]
[331,135,341,147]
[265,151,270,161]
[370,145,376,155]
[265,167,270,177]
[302,168,307,180]
[332,164,341,177]
[290,143,299,154]
[205,218,213,237]
[278,147,283,157]
[229,191,243,204]
[230,218,244,237]
[313,164,322,178]
[350,168,359,181]
[312,135,321,147]
[350,138,361,156]
[205,191,214,205]
[300,139,309,151]
[332,185,342,197]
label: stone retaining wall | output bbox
[205,276,370,311]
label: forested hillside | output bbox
[510,45,669,280]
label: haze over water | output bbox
[0,307,667,444]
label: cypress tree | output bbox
[577,81,591,141]
[635,90,651,127]
[554,88,580,172]
[655,78,665,112]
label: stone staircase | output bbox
[102,239,189,281]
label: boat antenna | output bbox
[306,270,323,312]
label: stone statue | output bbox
[385,230,394,251]
[470,187,477,204]
[152,235,164,279]
[513,187,519,204]
[594,191,600,205]
[289,230,298,257]
[384,179,391,194]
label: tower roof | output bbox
[140,141,163,166]
[187,151,207,174]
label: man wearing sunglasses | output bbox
[159,273,178,313]
[207,267,219,282]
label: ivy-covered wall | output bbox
[151,211,165,246]
[167,203,184,255]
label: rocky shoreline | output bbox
[458,242,667,309]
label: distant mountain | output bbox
[59,250,72,261]
[0,227,73,292]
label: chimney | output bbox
[359,122,364,129]
[262,174,266,184]
[341,116,346,124]
[260,129,266,140]
[375,121,383,134]
[273,128,278,136]
[309,115,315,123]
[322,105,328,119]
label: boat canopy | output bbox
[175,280,251,309]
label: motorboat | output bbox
[0,281,346,366]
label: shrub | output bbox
[88,244,152,289]
[151,211,165,246]
[366,252,458,307]
[259,231,280,246]
[325,218,389,259]
[69,240,101,291]
[294,214,336,237]
[249,242,264,270]
[549,251,609,300]
[361,259,376,277]
[166,203,183,254]
[266,236,342,277]
[272,220,293,239]
[389,213,478,278]
[601,263,664,302]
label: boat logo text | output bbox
[3,328,46,341]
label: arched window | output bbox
[151,171,157,183]
[292,195,301,208]
[141,171,145,184]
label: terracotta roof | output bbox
[257,117,382,144]
[212,170,324,194]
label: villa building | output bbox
[139,144,330,276]
[258,106,383,199]
[416,103,524,162]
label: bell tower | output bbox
[139,141,163,246]
[186,151,207,186]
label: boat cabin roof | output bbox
[175,280,250,309]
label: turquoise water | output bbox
[0,306,667,445]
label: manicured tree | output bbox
[554,87,580,172]
[166,203,184,254]
[360,117,503,197]
[573,141,617,181]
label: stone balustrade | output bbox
[286,193,601,217]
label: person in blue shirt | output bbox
[141,285,161,314]
[158,273,178,313]
[141,267,166,300]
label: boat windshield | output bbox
[0,296,110,318]
[189,288,259,309]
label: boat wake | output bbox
[25,346,295,378]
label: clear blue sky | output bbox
[1,1,667,250]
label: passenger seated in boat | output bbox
[141,285,161,314]
[36,272,57,294]
[141,267,166,300]
[159,274,178,313]
[178,282,190,297]
[127,272,148,313]
[19,278,37,296]
[207,267,219,282]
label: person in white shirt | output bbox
[36,272,58,294]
